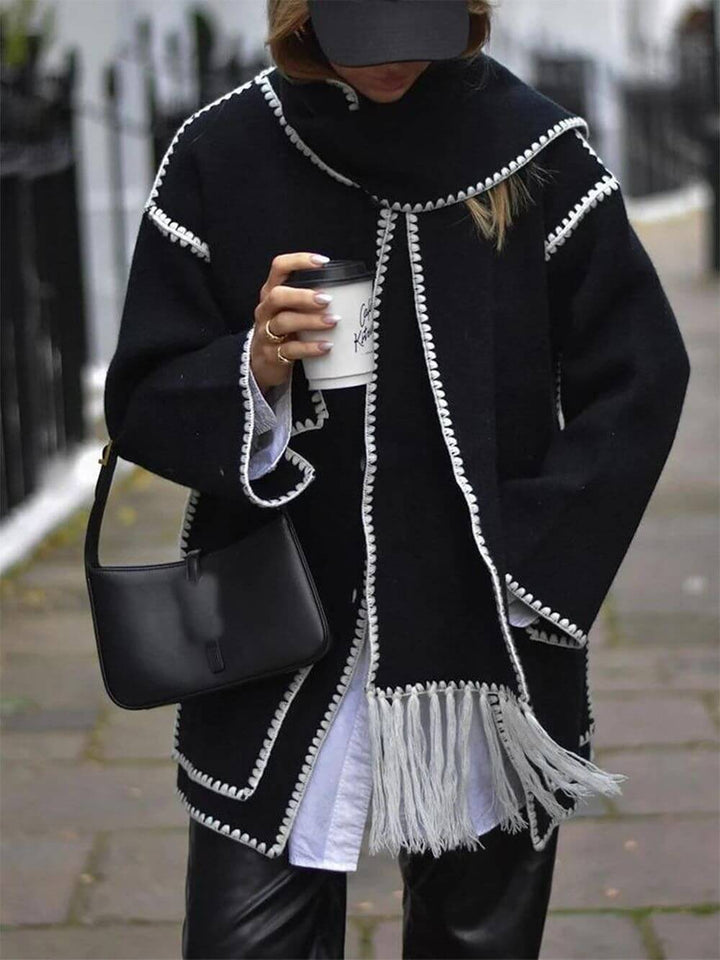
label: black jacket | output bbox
[104,54,690,857]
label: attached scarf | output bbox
[259,53,627,856]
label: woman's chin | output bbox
[363,87,410,103]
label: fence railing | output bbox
[1,59,88,519]
[1,35,267,520]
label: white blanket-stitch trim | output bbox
[578,721,595,760]
[239,326,316,507]
[579,640,596,753]
[171,664,313,801]
[525,791,578,850]
[505,573,588,646]
[259,68,588,213]
[545,174,619,261]
[404,211,529,700]
[174,598,369,858]
[144,67,275,261]
[178,487,201,557]
[291,390,330,437]
[323,77,360,110]
[360,207,399,689]
[383,118,588,213]
[574,128,615,176]
[526,624,585,649]
[525,641,598,850]
[579,724,596,748]
[523,630,598,850]
[147,66,274,207]
[256,73,362,190]
[145,204,210,262]
[365,678,627,857]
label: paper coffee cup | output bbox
[286,259,375,390]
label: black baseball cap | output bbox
[307,0,470,67]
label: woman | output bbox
[103,1,690,956]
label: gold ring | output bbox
[265,318,286,343]
[277,344,293,365]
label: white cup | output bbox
[288,260,375,390]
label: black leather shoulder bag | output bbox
[84,441,331,711]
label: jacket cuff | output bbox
[239,327,315,507]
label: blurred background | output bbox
[1,2,718,958]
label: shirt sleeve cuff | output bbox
[247,372,293,481]
[248,365,281,435]
[506,588,541,628]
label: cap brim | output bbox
[307,0,470,67]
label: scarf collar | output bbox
[262,52,588,210]
[250,53,623,859]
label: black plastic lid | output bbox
[287,259,373,288]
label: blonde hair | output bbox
[265,0,549,252]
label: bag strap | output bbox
[84,440,291,572]
[84,440,117,570]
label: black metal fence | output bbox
[1,14,267,520]
[534,52,597,140]
[1,55,88,519]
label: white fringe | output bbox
[366,682,627,857]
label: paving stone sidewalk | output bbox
[1,208,718,959]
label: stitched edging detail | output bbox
[175,785,276,854]
[524,629,595,850]
[147,66,274,207]
[579,639,596,753]
[526,624,585,649]
[579,723,596,748]
[525,793,578,851]
[171,664,313,801]
[257,73,361,190]
[405,211,530,701]
[323,77,360,110]
[291,390,330,437]
[175,598,369,858]
[239,326,316,507]
[574,128,614,174]
[524,641,600,850]
[145,204,210,261]
[360,208,398,688]
[144,66,274,262]
[178,487,201,557]
[258,68,588,213]
[382,117,588,212]
[505,574,588,646]
[545,174,619,261]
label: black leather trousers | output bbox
[182,812,559,959]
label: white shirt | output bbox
[248,371,538,872]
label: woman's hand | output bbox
[251,252,340,395]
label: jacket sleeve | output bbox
[103,113,314,507]
[500,130,691,645]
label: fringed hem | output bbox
[366,681,627,858]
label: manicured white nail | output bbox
[322,313,342,324]
[314,292,333,304]
[318,341,333,352]
[310,254,330,264]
